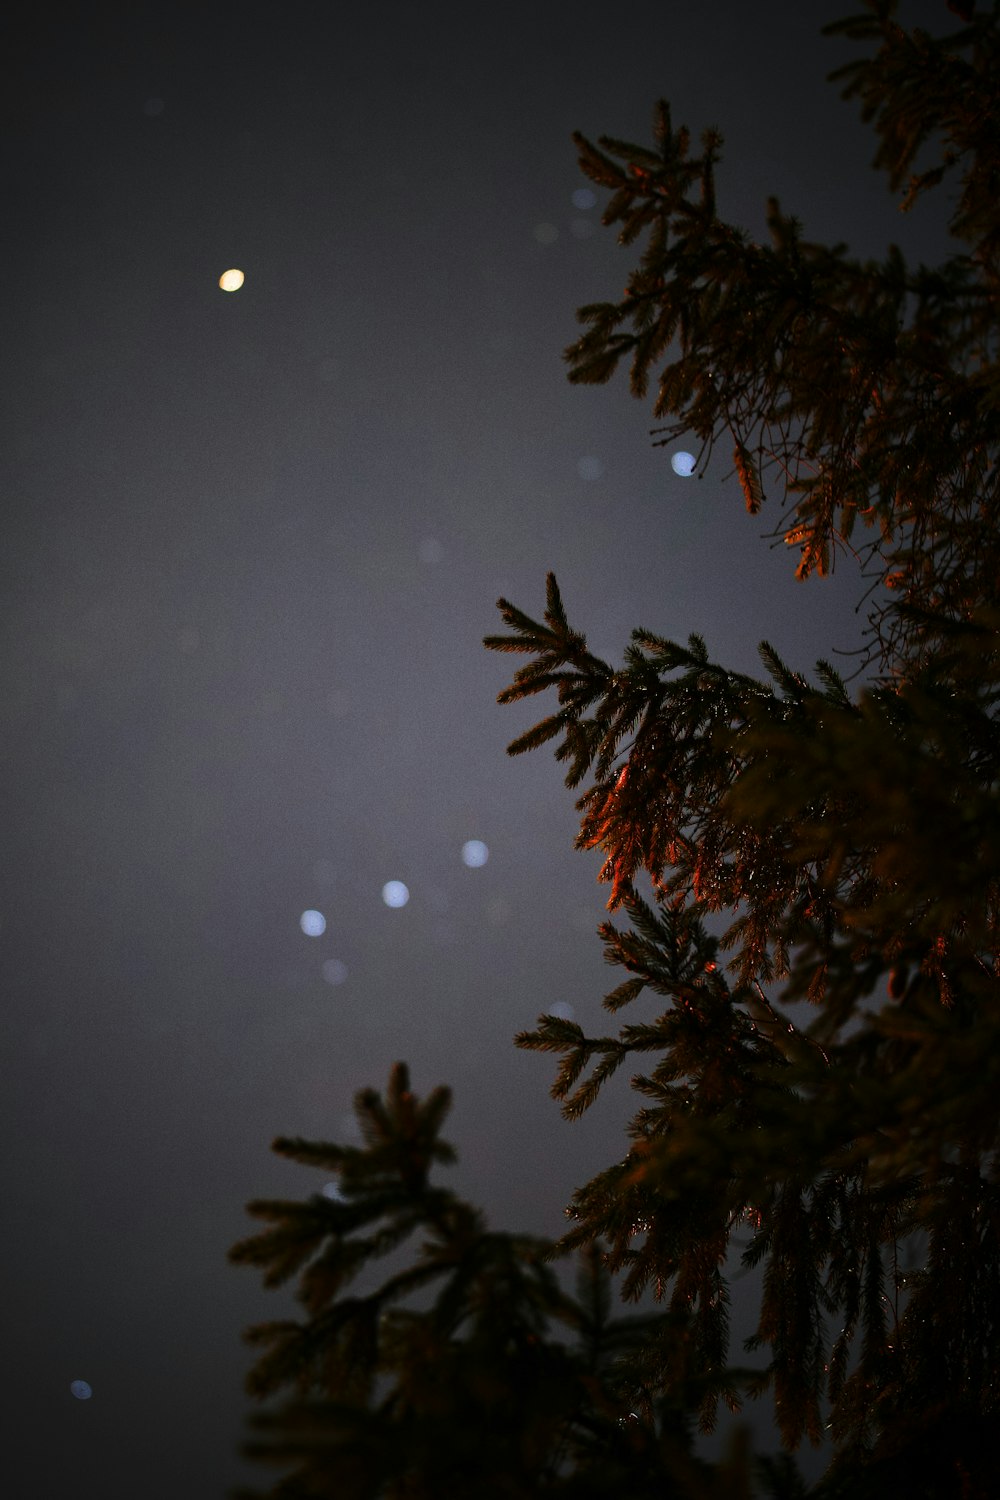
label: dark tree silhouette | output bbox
[231,5,1000,1495]
[228,1063,761,1498]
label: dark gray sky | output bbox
[3,2,954,1494]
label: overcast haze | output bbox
[3,2,953,1494]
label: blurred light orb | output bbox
[461,840,489,868]
[550,1000,575,1021]
[300,909,326,937]
[322,957,348,985]
[577,455,603,481]
[671,450,696,476]
[219,268,245,292]
[322,1181,345,1201]
[382,881,409,908]
[70,1380,92,1400]
[571,187,597,210]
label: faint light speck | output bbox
[570,218,595,240]
[577,455,603,481]
[461,840,489,868]
[533,222,558,245]
[322,957,348,985]
[382,881,409,908]
[419,537,444,564]
[671,450,696,476]
[571,188,596,209]
[70,1380,92,1400]
[550,1001,575,1021]
[322,1181,345,1201]
[219,268,245,292]
[300,910,326,937]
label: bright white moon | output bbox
[671,450,696,476]
[219,268,244,292]
[300,910,326,936]
[461,840,489,868]
[382,881,409,908]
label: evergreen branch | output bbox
[505,712,574,756]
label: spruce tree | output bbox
[227,1063,756,1498]
[231,5,1000,1495]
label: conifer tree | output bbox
[232,4,1000,1495]
[227,1063,759,1498]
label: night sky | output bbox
[3,2,953,1494]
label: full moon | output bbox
[219,268,244,292]
[671,450,696,476]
